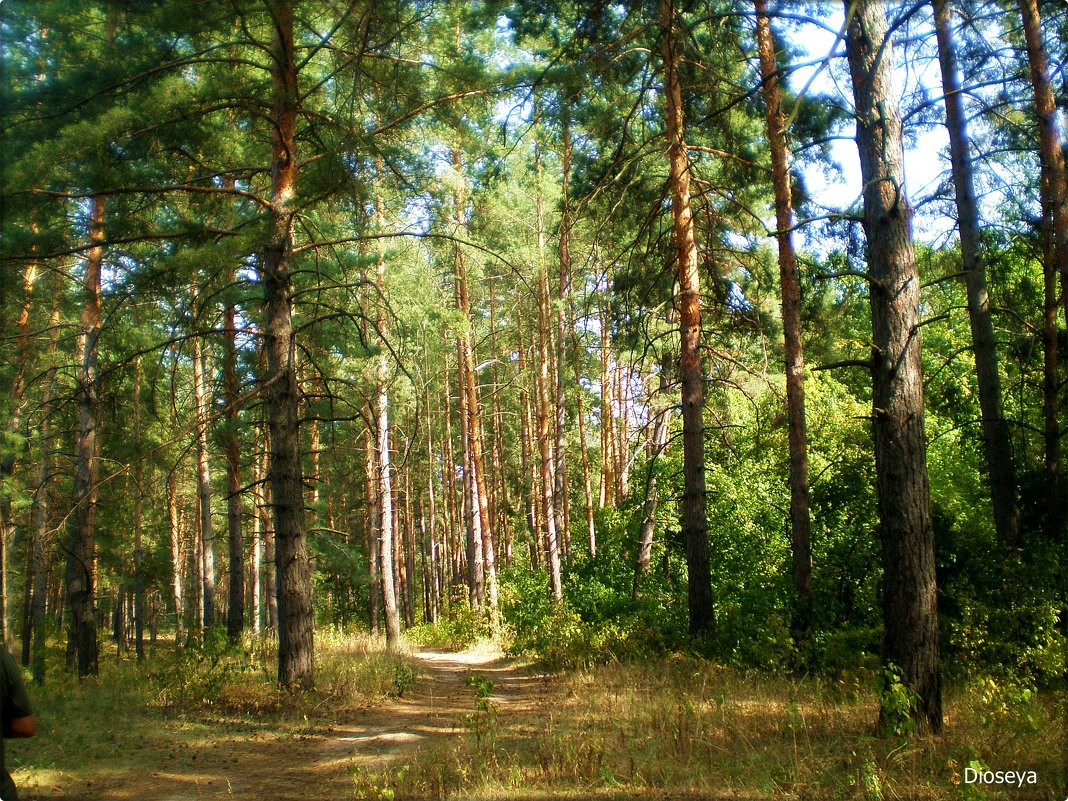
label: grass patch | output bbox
[396,656,1065,800]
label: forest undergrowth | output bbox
[9,626,1063,801]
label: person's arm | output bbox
[1,648,34,739]
[5,713,35,738]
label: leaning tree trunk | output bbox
[65,193,105,678]
[845,0,942,735]
[264,0,313,689]
[933,0,1020,550]
[755,0,812,647]
[661,0,714,638]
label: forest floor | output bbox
[21,644,549,801]
[14,639,1065,801]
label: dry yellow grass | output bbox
[399,655,1065,800]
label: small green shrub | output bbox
[404,601,488,650]
[876,662,918,737]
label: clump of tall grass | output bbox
[146,626,419,717]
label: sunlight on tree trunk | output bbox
[845,0,941,734]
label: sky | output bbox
[783,4,958,249]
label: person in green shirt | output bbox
[1,646,35,801]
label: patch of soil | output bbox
[27,648,543,801]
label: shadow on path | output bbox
[29,646,539,801]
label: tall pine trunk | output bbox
[31,293,60,683]
[933,0,1020,549]
[755,0,813,647]
[191,326,216,630]
[65,193,105,677]
[223,271,245,640]
[845,0,941,734]
[374,195,402,648]
[661,0,713,638]
[1018,0,1067,537]
[265,0,313,688]
[555,96,574,564]
[133,357,145,659]
[3,257,39,651]
[535,141,564,602]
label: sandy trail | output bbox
[33,647,542,801]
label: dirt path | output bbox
[36,647,543,801]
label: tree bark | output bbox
[2,257,40,652]
[265,0,313,688]
[31,293,60,683]
[457,350,485,605]
[661,0,714,638]
[568,291,597,558]
[451,147,498,620]
[376,253,402,649]
[364,419,381,635]
[555,96,574,566]
[191,325,216,630]
[516,311,540,568]
[251,433,264,635]
[487,281,512,566]
[1018,0,1067,537]
[754,0,813,646]
[380,199,403,645]
[845,0,942,734]
[402,465,417,628]
[441,352,463,586]
[634,353,672,600]
[223,270,245,641]
[535,141,564,602]
[599,299,614,509]
[932,0,1020,550]
[65,192,105,677]
[133,357,145,659]
[168,463,185,645]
